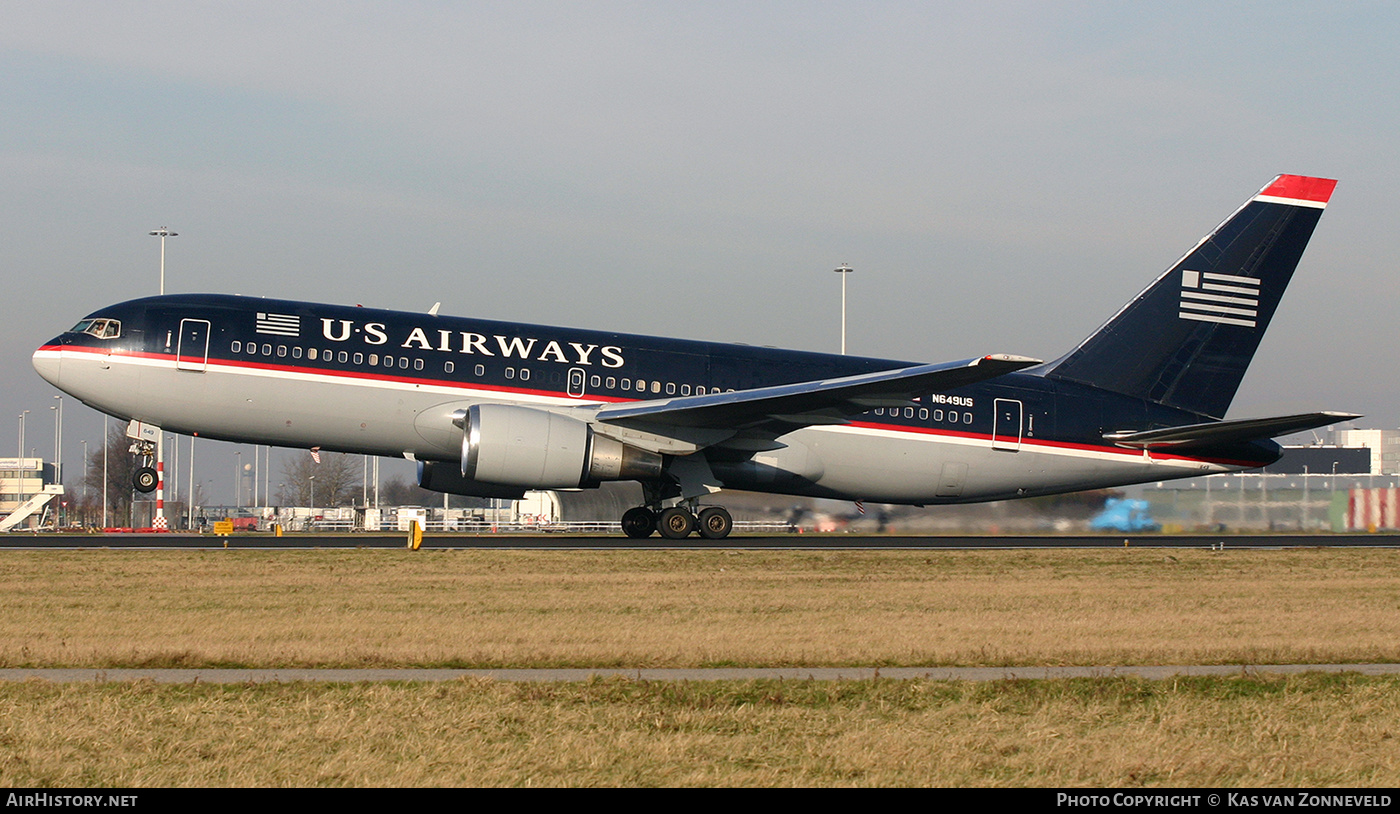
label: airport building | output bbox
[1330,428,1400,476]
[0,458,50,510]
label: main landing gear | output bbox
[620,505,734,540]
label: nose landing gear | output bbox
[130,439,158,494]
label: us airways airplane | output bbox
[33,174,1355,539]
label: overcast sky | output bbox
[3,1,1397,503]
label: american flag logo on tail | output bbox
[1179,270,1260,328]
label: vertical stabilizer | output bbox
[1045,175,1336,419]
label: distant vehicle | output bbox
[1089,498,1161,533]
[34,175,1354,539]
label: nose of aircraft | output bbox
[31,338,63,388]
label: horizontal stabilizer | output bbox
[596,354,1041,431]
[1104,411,1360,449]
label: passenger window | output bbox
[652,381,661,394]
[590,375,601,388]
[278,346,287,358]
[474,364,484,377]
[308,348,318,360]
[666,383,676,395]
[963,412,973,424]
[606,377,616,389]
[353,353,363,364]
[261,344,272,356]
[445,361,455,374]
[293,347,303,359]
[519,368,529,380]
[231,341,241,353]
[414,358,423,371]
[505,368,515,379]
[398,357,409,369]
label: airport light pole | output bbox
[18,411,28,461]
[148,229,177,527]
[834,264,853,355]
[188,435,196,530]
[149,227,177,296]
[51,396,62,486]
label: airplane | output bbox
[32,174,1356,539]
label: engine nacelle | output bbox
[417,461,526,500]
[460,404,663,489]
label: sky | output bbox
[3,1,1398,504]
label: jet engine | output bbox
[459,404,663,489]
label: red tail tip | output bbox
[1260,175,1337,205]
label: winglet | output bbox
[1255,175,1337,208]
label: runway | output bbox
[4,532,1400,549]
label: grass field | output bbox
[1,547,1397,668]
[2,547,1398,786]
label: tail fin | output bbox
[1044,175,1336,419]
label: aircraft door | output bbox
[566,367,586,398]
[176,319,211,372]
[992,398,1023,451]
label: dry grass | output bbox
[1,548,1398,668]
[4,547,1400,787]
[1,674,1398,787]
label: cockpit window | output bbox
[69,318,121,339]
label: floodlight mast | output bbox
[148,227,177,528]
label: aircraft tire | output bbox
[133,467,158,494]
[656,507,696,539]
[697,507,733,540]
[621,507,656,538]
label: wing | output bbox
[1103,411,1360,449]
[594,354,1041,434]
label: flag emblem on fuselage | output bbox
[1178,270,1259,328]
[256,312,301,337]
